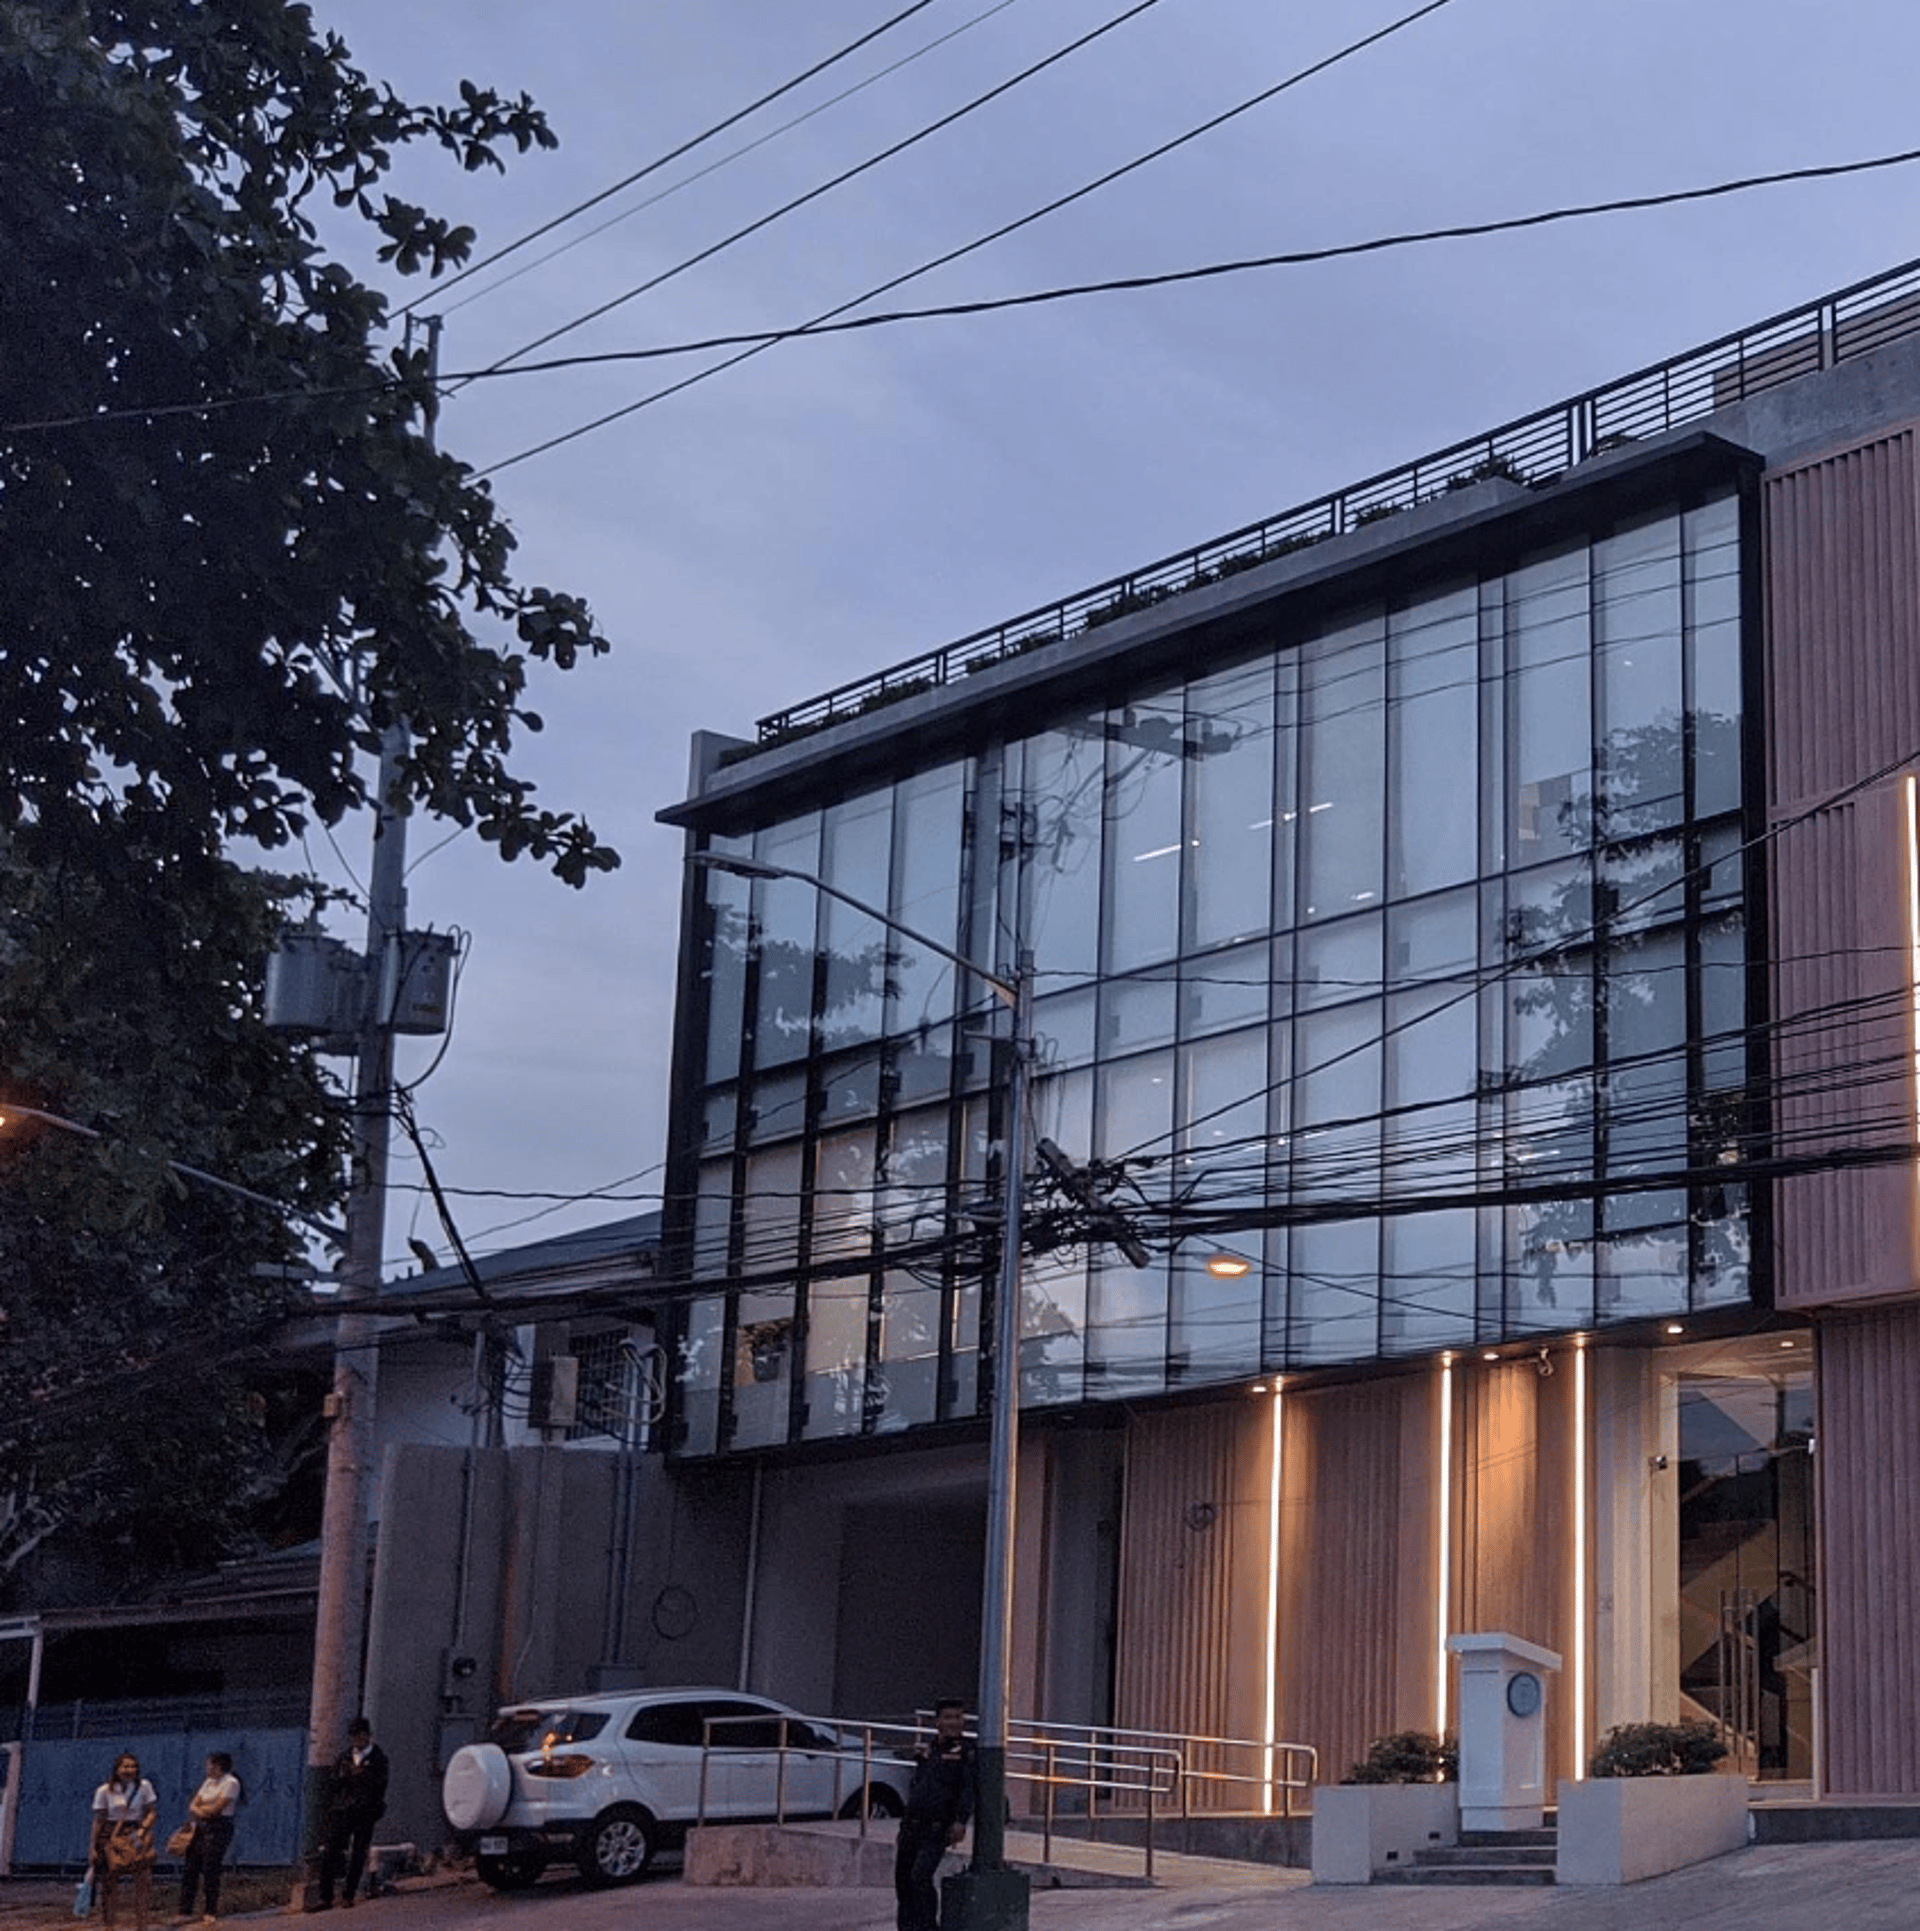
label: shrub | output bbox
[1587,1720,1728,1778]
[1342,1730,1458,1784]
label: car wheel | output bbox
[474,1852,545,1892]
[839,1783,903,1821]
[580,1806,655,1886]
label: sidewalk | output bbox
[8,1840,1920,1931]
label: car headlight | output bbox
[523,1754,597,1779]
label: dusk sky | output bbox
[304,0,1920,1276]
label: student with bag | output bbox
[176,1751,242,1925]
[88,1752,157,1931]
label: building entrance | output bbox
[1670,1338,1815,1780]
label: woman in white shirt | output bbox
[89,1752,157,1931]
[178,1751,242,1924]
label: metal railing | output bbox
[752,254,1920,751]
[694,1709,1315,1881]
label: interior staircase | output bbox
[1371,1823,1559,1886]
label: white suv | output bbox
[441,1687,911,1888]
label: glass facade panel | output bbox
[752,815,822,1068]
[876,1270,941,1432]
[1104,690,1186,973]
[1509,546,1591,860]
[699,836,751,1085]
[1171,1249,1261,1383]
[819,788,893,1051]
[1181,939,1271,1038]
[1686,495,1744,820]
[803,1273,869,1440]
[672,488,1755,1451]
[1299,614,1386,920]
[1390,584,1479,898]
[1596,515,1685,837]
[1187,661,1275,950]
[1023,717,1105,980]
[891,763,966,1035]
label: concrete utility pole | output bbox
[299,315,439,1887]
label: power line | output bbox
[438,0,1031,323]
[468,0,1173,380]
[399,0,944,316]
[13,149,1920,440]
[481,0,1468,472]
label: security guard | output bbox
[895,1699,977,1931]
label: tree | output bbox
[0,1,618,1589]
[2,0,616,879]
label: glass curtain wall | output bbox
[675,490,1750,1451]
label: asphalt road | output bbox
[14,1838,1920,1931]
[309,1840,1920,1931]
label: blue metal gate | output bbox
[9,1702,305,1870]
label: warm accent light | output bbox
[1572,1341,1589,1780]
[1263,1383,1285,1813]
[1207,1252,1254,1279]
[1435,1357,1454,1736]
[1664,1323,1684,1336]
[1906,774,1920,1260]
[1482,1349,1499,1362]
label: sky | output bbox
[301,0,1920,1277]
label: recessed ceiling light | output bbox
[1664,1323,1684,1336]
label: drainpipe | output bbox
[736,1465,764,1691]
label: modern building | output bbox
[654,256,1920,1802]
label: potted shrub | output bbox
[1557,1723,1747,1885]
[1311,1733,1459,1884]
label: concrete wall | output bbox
[362,1443,755,1849]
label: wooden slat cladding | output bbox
[1816,1307,1920,1794]
[1277,1376,1438,1784]
[1764,432,1920,1307]
[1112,1400,1272,1804]
[1454,1362,1578,1787]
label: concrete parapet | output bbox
[1555,1774,1750,1884]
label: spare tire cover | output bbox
[443,1743,513,1831]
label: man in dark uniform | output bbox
[895,1699,976,1931]
[317,1717,389,1908]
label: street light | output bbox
[0,1102,346,1244]
[691,851,1033,1930]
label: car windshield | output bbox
[489,1708,611,1752]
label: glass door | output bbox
[1672,1341,1815,1781]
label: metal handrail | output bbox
[693,1710,1195,1878]
[931,1710,1318,1819]
[751,253,1920,750]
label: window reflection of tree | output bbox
[1505,712,1746,1323]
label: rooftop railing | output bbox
[750,254,1920,754]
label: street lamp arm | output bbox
[688,850,1018,1010]
[0,1102,346,1244]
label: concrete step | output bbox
[1459,1827,1556,1849]
[1374,1862,1556,1887]
[1415,1843,1556,1868]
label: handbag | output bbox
[72,1873,94,1918]
[166,1822,196,1858]
[104,1822,154,1872]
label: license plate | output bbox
[478,1837,508,1857]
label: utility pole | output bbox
[299,315,440,1893]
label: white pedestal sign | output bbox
[1446,1631,1562,1833]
